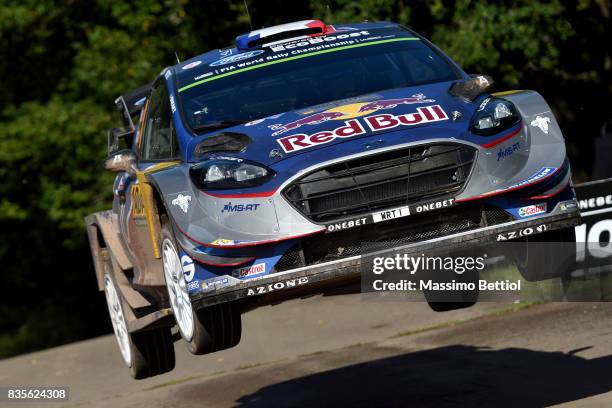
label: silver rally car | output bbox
[85,20,580,378]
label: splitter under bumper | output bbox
[189,210,580,310]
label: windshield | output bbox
[176,27,460,133]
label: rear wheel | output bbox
[161,219,242,355]
[103,272,175,379]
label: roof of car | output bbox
[168,20,401,76]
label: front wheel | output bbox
[511,226,576,282]
[161,219,242,355]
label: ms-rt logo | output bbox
[222,202,260,213]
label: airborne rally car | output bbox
[85,20,580,378]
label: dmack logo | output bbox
[277,105,448,153]
[221,202,260,213]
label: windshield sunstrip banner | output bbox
[178,37,419,93]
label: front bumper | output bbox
[190,209,580,310]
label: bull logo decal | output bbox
[172,194,192,213]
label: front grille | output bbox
[273,204,515,273]
[283,143,476,223]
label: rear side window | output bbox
[141,82,178,160]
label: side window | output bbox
[141,82,179,160]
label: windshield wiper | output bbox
[192,120,248,133]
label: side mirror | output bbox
[107,127,135,155]
[104,149,137,177]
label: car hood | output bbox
[186,81,485,166]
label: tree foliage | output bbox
[0,0,609,357]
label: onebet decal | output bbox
[518,203,547,218]
[327,217,368,232]
[277,105,448,153]
[221,202,260,213]
[233,263,266,278]
[325,198,455,232]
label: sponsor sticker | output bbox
[171,194,191,213]
[269,94,435,136]
[169,95,176,113]
[233,263,266,278]
[372,207,410,223]
[270,30,371,52]
[504,167,556,191]
[276,105,448,153]
[530,115,551,134]
[221,202,260,213]
[327,217,368,232]
[181,254,195,282]
[559,200,577,211]
[246,277,309,296]
[182,60,202,70]
[496,224,548,241]
[202,277,230,292]
[497,142,520,161]
[194,72,213,81]
[325,198,455,232]
[187,280,200,292]
[209,50,265,67]
[518,203,547,218]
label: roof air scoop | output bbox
[236,20,327,50]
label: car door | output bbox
[119,79,180,286]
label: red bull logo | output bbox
[269,94,435,136]
[277,104,449,153]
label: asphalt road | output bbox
[2,296,612,407]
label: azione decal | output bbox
[269,94,435,136]
[276,104,448,153]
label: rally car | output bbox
[85,20,581,378]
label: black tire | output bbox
[189,303,242,355]
[423,263,479,312]
[427,300,477,312]
[512,226,576,282]
[103,268,175,380]
[129,328,176,379]
[160,218,242,355]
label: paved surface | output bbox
[1,296,612,407]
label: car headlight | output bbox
[190,159,275,190]
[470,98,520,136]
